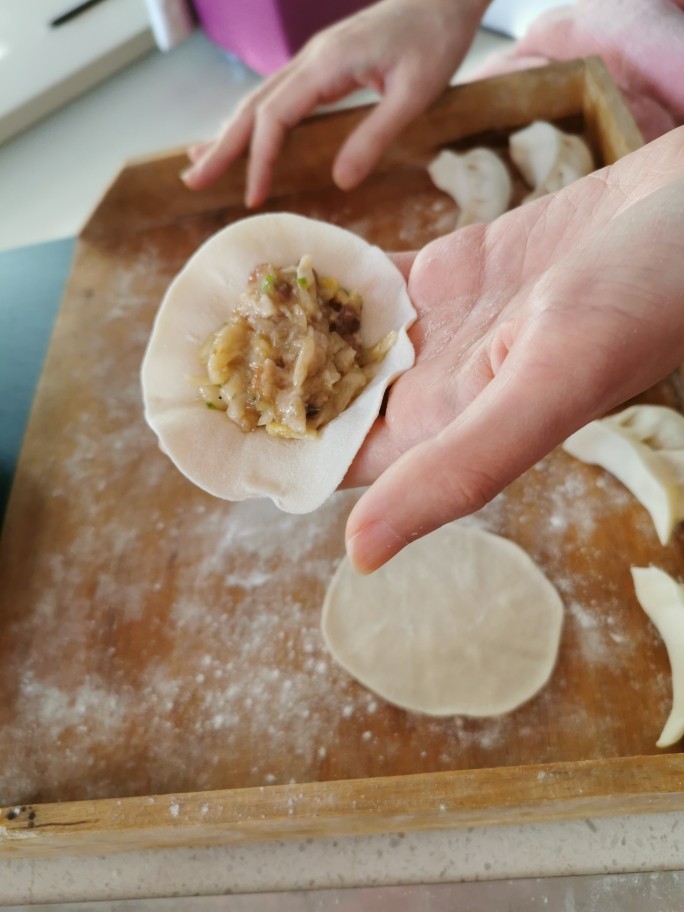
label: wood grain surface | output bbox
[3,58,674,860]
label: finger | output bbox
[187,142,211,164]
[342,415,400,490]
[180,70,288,190]
[331,67,445,190]
[181,111,256,190]
[346,237,496,489]
[344,342,565,574]
[245,66,357,207]
[344,327,499,489]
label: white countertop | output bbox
[0,30,255,252]
[5,21,681,908]
[2,810,684,906]
[0,0,154,145]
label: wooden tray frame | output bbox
[3,755,684,858]
[3,56,669,862]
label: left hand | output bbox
[344,126,684,572]
[181,0,487,206]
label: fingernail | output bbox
[333,160,365,192]
[333,169,359,192]
[346,519,404,574]
[180,167,196,185]
[245,190,263,209]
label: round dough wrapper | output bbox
[322,524,564,716]
[141,213,416,513]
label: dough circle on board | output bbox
[141,213,416,514]
[322,524,564,716]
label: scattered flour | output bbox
[1,213,672,810]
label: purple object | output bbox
[193,0,373,75]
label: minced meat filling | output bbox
[197,255,395,439]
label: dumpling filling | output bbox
[197,255,395,439]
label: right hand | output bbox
[181,0,490,206]
[343,127,684,572]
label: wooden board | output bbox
[3,57,678,860]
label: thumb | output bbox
[388,250,417,281]
[344,320,592,574]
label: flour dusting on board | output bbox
[0,488,367,803]
[474,452,672,693]
[1,438,674,803]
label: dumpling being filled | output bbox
[141,213,416,514]
[195,253,396,440]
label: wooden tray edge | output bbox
[2,754,683,859]
[583,56,643,161]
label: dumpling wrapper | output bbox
[322,524,564,717]
[141,213,416,514]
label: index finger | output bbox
[245,64,358,206]
[180,69,287,190]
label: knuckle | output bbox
[303,31,326,55]
[233,92,261,121]
[305,22,344,55]
[438,461,501,517]
[252,106,284,149]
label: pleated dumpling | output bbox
[509,121,594,202]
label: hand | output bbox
[344,127,684,572]
[472,0,684,141]
[181,0,489,206]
